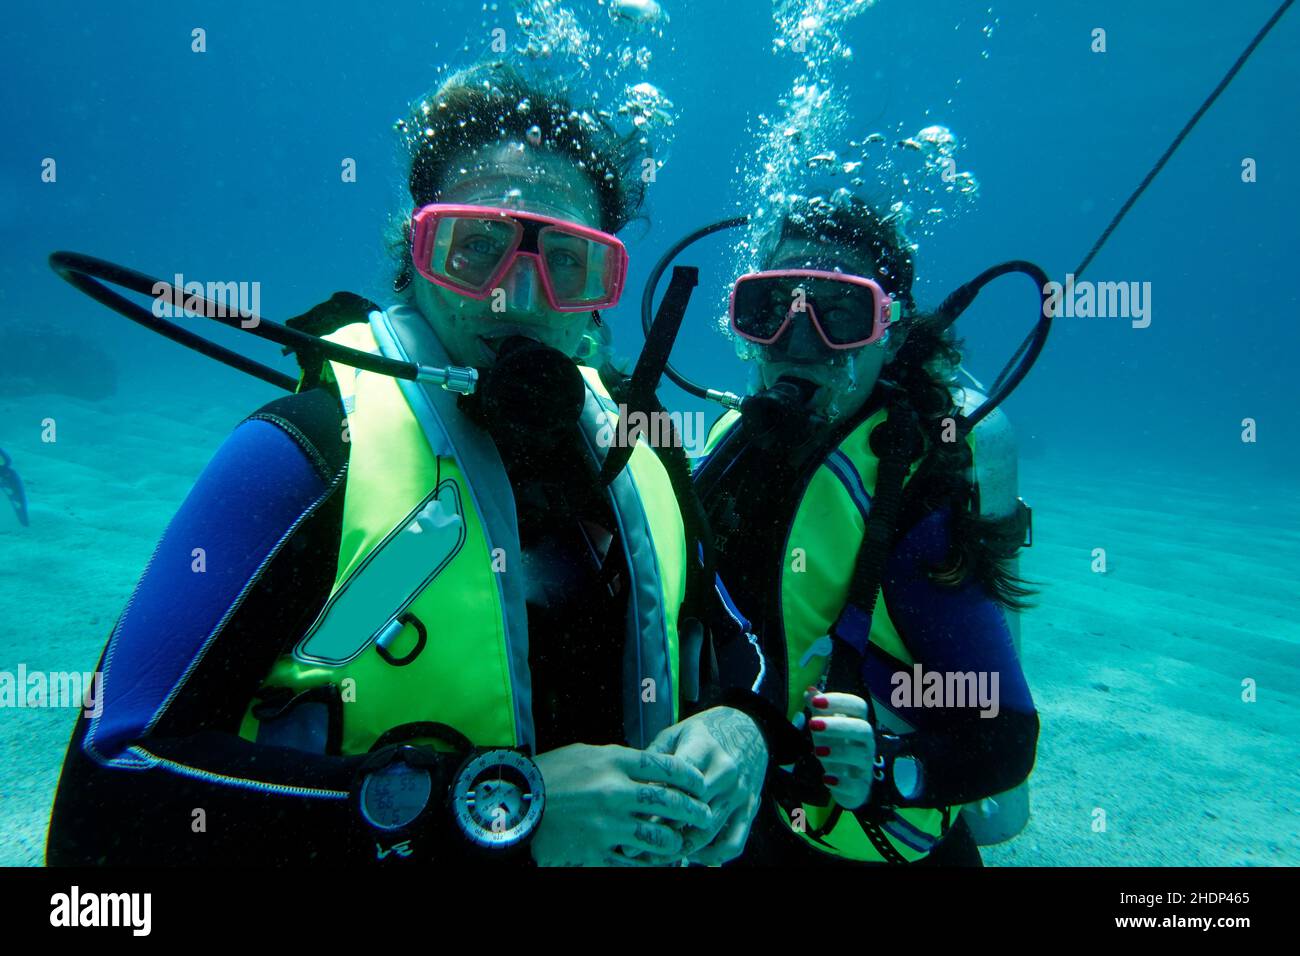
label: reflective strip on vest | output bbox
[575,366,682,746]
[369,304,534,749]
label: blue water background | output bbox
[2,0,1296,482]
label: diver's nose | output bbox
[774,306,829,359]
[501,256,541,314]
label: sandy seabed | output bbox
[2,390,1297,867]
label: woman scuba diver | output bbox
[45,62,782,867]
[690,193,1040,866]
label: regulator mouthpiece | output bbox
[462,336,586,442]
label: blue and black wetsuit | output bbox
[45,388,424,864]
[44,385,657,863]
[46,382,783,865]
[695,413,1039,866]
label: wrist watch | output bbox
[874,731,925,803]
[891,754,924,800]
[354,744,545,860]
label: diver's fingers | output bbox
[822,774,872,811]
[602,850,665,867]
[819,744,874,810]
[633,855,688,867]
[622,781,714,831]
[818,756,871,781]
[614,849,685,867]
[621,814,670,862]
[813,720,876,782]
[619,817,686,858]
[815,749,873,787]
[806,690,870,720]
[808,713,874,743]
[621,816,690,867]
[688,804,753,867]
[812,733,874,759]
[618,747,707,799]
[674,809,731,858]
[675,824,707,859]
[611,854,680,867]
[646,723,684,756]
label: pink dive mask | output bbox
[729,269,899,349]
[410,203,629,313]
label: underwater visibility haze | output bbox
[0,0,1297,876]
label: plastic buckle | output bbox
[1019,497,1033,549]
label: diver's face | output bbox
[413,142,604,368]
[752,237,891,417]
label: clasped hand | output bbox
[805,687,877,811]
[529,706,768,867]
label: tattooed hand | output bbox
[636,707,769,866]
[530,744,712,867]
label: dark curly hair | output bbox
[387,61,652,288]
[762,194,1034,611]
[757,194,917,312]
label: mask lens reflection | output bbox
[539,227,616,305]
[804,277,877,346]
[734,275,878,347]
[733,278,797,340]
[431,217,518,290]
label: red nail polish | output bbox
[812,695,828,709]
[809,718,826,731]
[815,746,831,757]
[824,774,838,786]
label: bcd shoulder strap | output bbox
[818,398,927,862]
[283,291,383,391]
